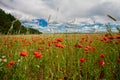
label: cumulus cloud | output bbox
[89,1,120,18]
[0,0,58,20]
[0,0,120,22]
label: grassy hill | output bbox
[0,8,42,35]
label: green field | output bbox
[0,33,120,80]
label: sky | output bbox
[0,0,120,23]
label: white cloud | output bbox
[0,0,58,19]
[0,0,120,22]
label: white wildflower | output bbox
[2,59,7,63]
[1,56,6,59]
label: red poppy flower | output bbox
[35,53,42,58]
[109,36,115,40]
[100,54,105,58]
[28,41,32,45]
[80,58,85,63]
[115,34,120,39]
[99,60,105,67]
[57,38,62,42]
[55,43,60,47]
[38,47,43,51]
[114,41,119,45]
[89,40,92,44]
[101,37,108,41]
[84,47,89,51]
[33,51,39,55]
[7,61,14,67]
[104,33,109,37]
[84,45,91,51]
[87,45,91,49]
[76,43,83,48]
[117,58,120,63]
[59,45,64,48]
[20,51,28,57]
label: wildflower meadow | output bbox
[0,33,120,80]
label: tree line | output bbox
[0,8,42,35]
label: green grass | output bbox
[0,33,120,80]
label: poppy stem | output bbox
[79,63,83,78]
[99,68,105,80]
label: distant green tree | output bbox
[0,8,42,35]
